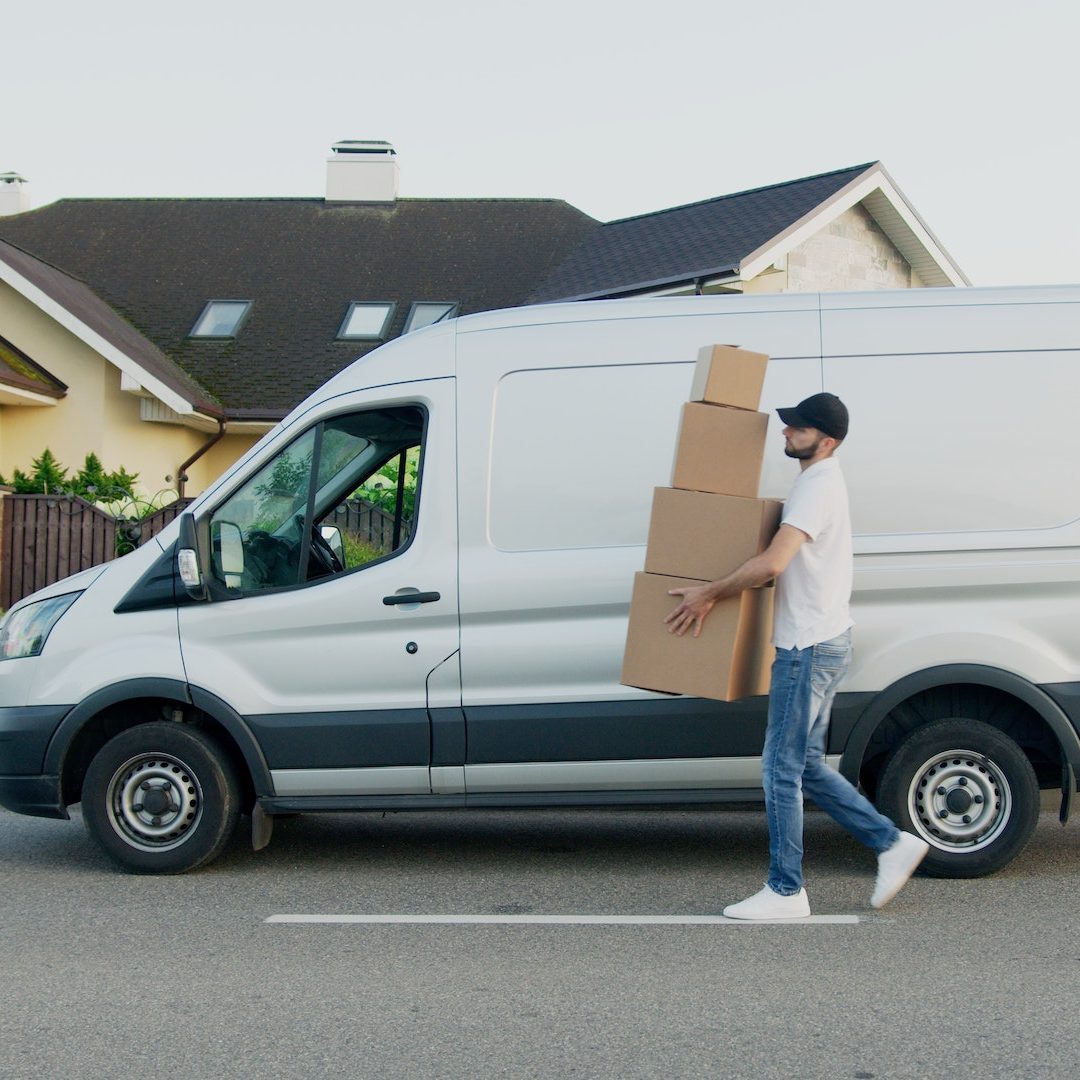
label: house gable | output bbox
[530,162,967,302]
[737,163,968,288]
[0,239,221,422]
[783,203,919,292]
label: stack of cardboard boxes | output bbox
[620,345,782,701]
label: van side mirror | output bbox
[319,525,344,564]
[177,512,208,601]
[213,521,245,589]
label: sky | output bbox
[4,0,1078,287]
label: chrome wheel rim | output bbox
[105,753,203,852]
[907,748,1012,853]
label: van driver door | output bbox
[177,379,460,799]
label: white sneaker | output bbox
[871,831,930,909]
[723,885,810,920]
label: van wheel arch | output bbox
[51,680,270,812]
[842,666,1077,808]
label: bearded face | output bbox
[783,428,826,460]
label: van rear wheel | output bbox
[82,722,240,874]
[876,718,1039,878]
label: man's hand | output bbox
[661,527,808,639]
[665,584,717,638]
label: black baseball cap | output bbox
[777,392,849,441]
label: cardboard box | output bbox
[690,344,770,411]
[620,572,774,701]
[671,402,769,497]
[644,488,783,581]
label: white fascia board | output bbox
[186,411,224,433]
[0,385,60,407]
[0,257,195,415]
[226,420,276,435]
[739,166,969,287]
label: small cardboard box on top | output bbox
[670,402,769,498]
[689,344,769,411]
[620,573,774,701]
[644,488,783,582]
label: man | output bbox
[665,393,928,919]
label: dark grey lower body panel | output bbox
[0,706,72,774]
[259,788,766,814]
[248,708,430,770]
[0,774,66,819]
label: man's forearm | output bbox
[702,554,777,602]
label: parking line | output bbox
[265,913,860,926]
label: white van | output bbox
[1,286,1078,878]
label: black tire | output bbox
[876,718,1039,878]
[81,722,241,874]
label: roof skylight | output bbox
[338,302,395,340]
[404,302,459,333]
[189,300,252,338]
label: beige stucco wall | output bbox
[740,270,788,294]
[0,280,234,498]
[784,203,918,292]
[199,433,262,490]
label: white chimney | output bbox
[0,172,31,217]
[325,140,399,204]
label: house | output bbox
[0,145,967,498]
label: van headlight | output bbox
[0,593,80,661]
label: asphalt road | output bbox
[2,804,1080,1080]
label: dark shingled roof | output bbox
[529,163,877,302]
[0,198,599,417]
[0,238,223,416]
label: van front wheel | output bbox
[82,722,240,874]
[876,718,1039,878]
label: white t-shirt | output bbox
[772,457,854,650]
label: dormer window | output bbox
[404,302,459,333]
[338,302,395,340]
[189,300,252,338]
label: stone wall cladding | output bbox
[785,203,916,291]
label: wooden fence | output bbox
[327,498,412,555]
[0,494,193,611]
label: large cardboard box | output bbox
[671,402,769,497]
[620,572,775,701]
[644,488,783,581]
[690,344,769,411]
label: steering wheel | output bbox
[308,525,345,577]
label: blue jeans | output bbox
[762,629,899,895]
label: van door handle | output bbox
[383,591,442,606]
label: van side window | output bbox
[208,406,423,594]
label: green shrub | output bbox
[0,450,139,502]
[341,534,385,569]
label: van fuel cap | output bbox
[405,641,418,654]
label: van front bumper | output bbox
[0,705,71,818]
[0,774,66,819]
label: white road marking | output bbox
[265,913,860,926]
